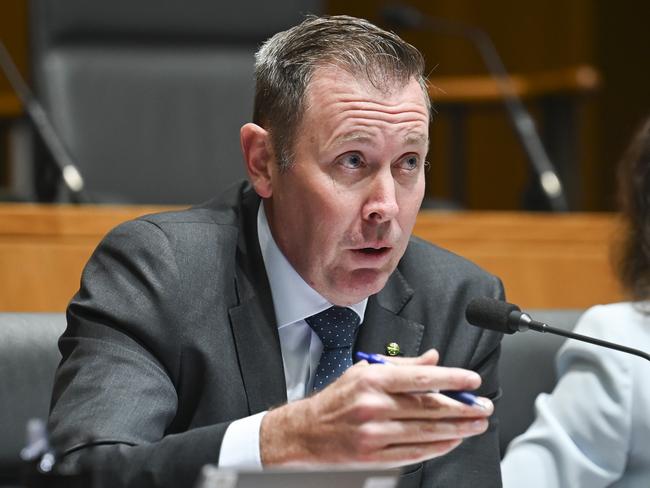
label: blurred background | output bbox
[2,3,644,478]
[1,0,649,210]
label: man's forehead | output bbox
[297,66,430,146]
[304,67,429,116]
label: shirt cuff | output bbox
[217,411,267,469]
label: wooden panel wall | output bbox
[0,204,623,312]
[0,0,28,94]
[0,204,173,311]
[413,211,623,309]
[0,0,28,188]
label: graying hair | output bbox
[253,14,430,170]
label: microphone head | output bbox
[465,297,521,334]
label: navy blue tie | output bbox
[306,306,361,392]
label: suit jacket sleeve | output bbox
[393,239,505,488]
[419,276,504,488]
[48,218,235,488]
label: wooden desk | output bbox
[0,204,623,311]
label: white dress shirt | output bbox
[218,203,367,467]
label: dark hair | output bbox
[616,117,650,301]
[253,14,429,170]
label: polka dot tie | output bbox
[305,306,361,392]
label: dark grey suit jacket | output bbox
[49,182,504,488]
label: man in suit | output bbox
[48,15,504,487]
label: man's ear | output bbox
[240,123,273,198]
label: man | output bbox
[49,15,504,488]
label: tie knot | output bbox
[305,306,360,350]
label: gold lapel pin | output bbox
[385,342,401,356]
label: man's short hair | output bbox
[253,14,430,170]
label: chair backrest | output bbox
[0,313,65,482]
[29,0,322,204]
[496,309,583,456]
[0,308,581,469]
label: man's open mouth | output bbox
[356,247,390,255]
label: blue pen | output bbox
[355,351,485,409]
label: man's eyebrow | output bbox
[331,131,428,148]
[404,132,428,145]
[331,131,374,148]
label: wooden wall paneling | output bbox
[0,204,173,311]
[413,211,623,309]
[0,204,623,312]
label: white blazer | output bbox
[501,303,650,488]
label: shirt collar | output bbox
[257,203,367,329]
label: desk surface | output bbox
[428,65,600,103]
[0,203,622,311]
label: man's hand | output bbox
[259,349,493,467]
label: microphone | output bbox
[382,4,569,212]
[0,40,88,203]
[466,297,650,362]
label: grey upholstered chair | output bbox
[0,313,66,485]
[29,0,322,204]
[496,309,584,456]
[0,308,582,478]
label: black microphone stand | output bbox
[517,312,650,361]
[467,297,650,362]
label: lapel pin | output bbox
[385,342,401,356]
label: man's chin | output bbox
[329,269,391,305]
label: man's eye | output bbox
[400,155,419,170]
[340,153,364,169]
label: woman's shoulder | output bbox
[556,302,650,377]
[574,302,650,344]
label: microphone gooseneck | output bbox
[0,40,88,203]
[466,297,650,362]
[382,4,569,212]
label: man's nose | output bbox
[362,171,399,223]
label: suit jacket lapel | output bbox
[228,189,287,415]
[223,186,426,413]
[355,268,425,359]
